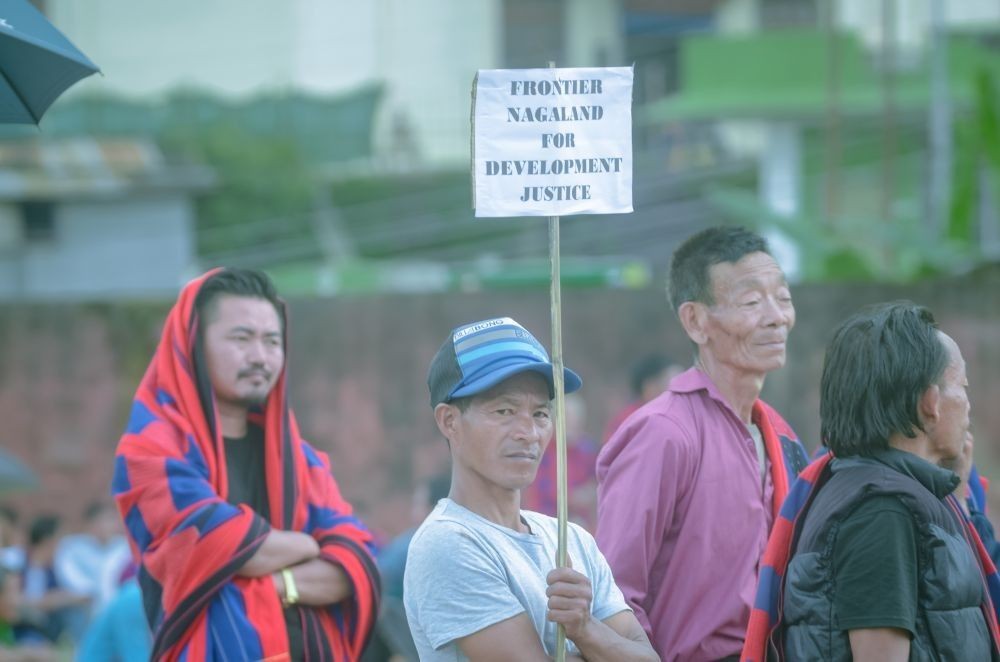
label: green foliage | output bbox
[706,187,975,283]
[161,124,319,258]
[949,69,1000,244]
[706,67,1000,284]
[818,248,875,281]
[324,171,514,260]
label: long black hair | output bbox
[820,301,948,457]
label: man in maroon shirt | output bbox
[596,226,808,661]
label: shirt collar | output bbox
[670,366,722,397]
[669,366,757,422]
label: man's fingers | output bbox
[547,609,577,624]
[547,595,589,611]
[546,581,591,599]
[546,566,587,584]
[546,607,589,625]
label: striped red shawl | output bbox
[113,271,379,661]
[742,452,1000,662]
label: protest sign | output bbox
[473,66,633,218]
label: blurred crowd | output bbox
[0,501,146,661]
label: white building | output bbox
[47,0,625,166]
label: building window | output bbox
[21,202,56,243]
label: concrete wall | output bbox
[0,195,195,300]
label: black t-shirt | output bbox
[224,426,269,516]
[224,426,304,660]
[830,495,919,635]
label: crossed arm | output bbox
[456,566,658,662]
[236,528,354,606]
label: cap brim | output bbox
[449,362,582,401]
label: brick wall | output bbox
[2,264,999,538]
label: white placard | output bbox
[472,66,633,218]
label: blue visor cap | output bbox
[447,317,582,401]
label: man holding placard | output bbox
[596,227,809,661]
[404,317,658,661]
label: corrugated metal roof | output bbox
[0,137,214,199]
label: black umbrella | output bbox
[0,447,38,493]
[0,0,99,124]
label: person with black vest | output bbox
[764,301,999,661]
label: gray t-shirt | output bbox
[403,498,629,661]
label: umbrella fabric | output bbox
[0,0,99,124]
[0,447,38,492]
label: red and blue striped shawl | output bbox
[742,452,1000,662]
[113,271,379,661]
[752,400,808,521]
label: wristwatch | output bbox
[280,567,299,607]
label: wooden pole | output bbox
[549,212,568,662]
[549,59,568,662]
